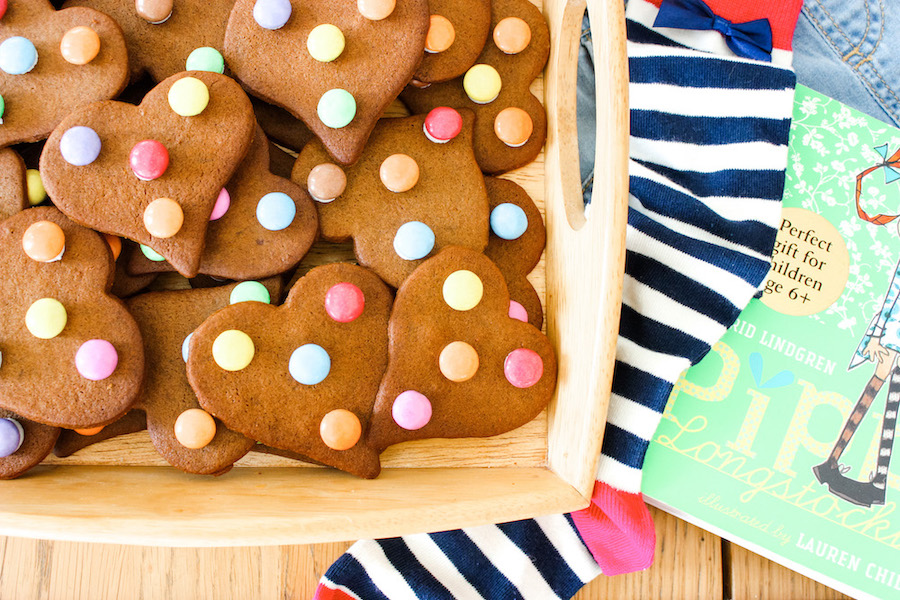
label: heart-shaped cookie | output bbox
[224,0,429,165]
[0,207,144,428]
[366,246,556,451]
[187,263,392,478]
[0,0,129,147]
[0,148,28,220]
[0,408,60,479]
[39,71,256,277]
[413,0,491,84]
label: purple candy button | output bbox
[253,0,292,29]
[60,126,101,166]
[75,339,118,381]
[0,418,24,457]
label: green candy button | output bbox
[186,47,225,74]
[0,94,5,122]
[140,244,166,262]
[229,281,271,305]
[317,89,356,129]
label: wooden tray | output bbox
[0,0,628,547]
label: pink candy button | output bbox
[209,188,230,220]
[392,390,432,430]
[324,282,365,322]
[504,348,543,388]
[423,107,463,143]
[75,339,118,381]
[508,300,528,322]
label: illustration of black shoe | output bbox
[825,474,886,507]
[812,460,845,486]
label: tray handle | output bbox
[543,0,628,498]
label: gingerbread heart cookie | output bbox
[0,0,129,147]
[0,409,60,479]
[0,207,144,428]
[0,148,28,220]
[126,125,318,280]
[252,96,315,154]
[292,109,489,288]
[224,0,429,165]
[367,246,556,451]
[413,0,491,84]
[39,70,256,277]
[187,263,392,479]
[401,0,549,174]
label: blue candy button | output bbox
[253,0,292,29]
[60,126,102,166]
[182,332,193,362]
[490,203,528,240]
[0,36,37,75]
[256,192,296,231]
[393,221,435,261]
[289,343,331,385]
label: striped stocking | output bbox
[829,374,885,466]
[874,370,900,490]
[315,0,801,597]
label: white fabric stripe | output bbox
[631,137,787,173]
[402,534,485,599]
[629,82,795,119]
[625,0,794,67]
[627,222,758,306]
[606,392,667,441]
[534,514,604,582]
[622,273,726,345]
[347,541,419,600]
[617,336,690,384]
[319,578,364,600]
[595,453,643,493]
[462,525,562,600]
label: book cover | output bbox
[642,84,900,600]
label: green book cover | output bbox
[642,85,900,600]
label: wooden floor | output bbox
[0,507,854,599]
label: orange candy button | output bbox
[426,15,455,53]
[104,234,122,260]
[174,408,217,449]
[75,426,104,436]
[493,17,531,54]
[380,154,419,193]
[439,341,479,382]
[143,197,184,238]
[357,0,395,20]
[22,220,65,262]
[494,107,533,147]
[320,409,361,450]
[60,26,101,65]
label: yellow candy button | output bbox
[212,329,255,371]
[168,76,210,117]
[174,408,217,449]
[307,24,345,62]
[25,169,46,206]
[463,64,501,104]
[442,270,483,311]
[25,298,67,339]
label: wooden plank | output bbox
[726,542,854,600]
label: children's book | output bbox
[642,84,900,600]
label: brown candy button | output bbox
[135,0,174,24]
[307,163,347,203]
[379,154,419,193]
[493,17,531,54]
[357,0,395,21]
[425,15,455,53]
[494,107,533,147]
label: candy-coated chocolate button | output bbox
[0,36,37,75]
[254,0,292,29]
[25,298,67,339]
[379,154,419,193]
[307,163,346,203]
[256,192,296,230]
[317,89,356,129]
[135,0,173,23]
[129,140,169,180]
[181,331,193,362]
[393,221,434,260]
[289,343,330,385]
[442,270,483,311]
[0,94,5,122]
[357,0,394,20]
[391,390,432,430]
[490,202,528,240]
[0,0,7,21]
[60,126,101,166]
[423,107,462,143]
[307,24,345,62]
[324,282,365,322]
[230,281,271,304]
[425,15,455,53]
[104,234,122,260]
[319,409,361,450]
[186,47,225,73]
[143,198,184,238]
[463,64,501,104]
[22,221,65,262]
[140,244,165,261]
[494,107,533,148]
[210,188,230,220]
[439,341,479,382]
[508,300,528,322]
[75,425,104,436]
[168,76,209,117]
[174,408,217,449]
[25,169,46,205]
[493,16,531,54]
[504,348,543,388]
[76,339,118,381]
[212,330,255,371]
[60,26,101,65]
[0,418,24,457]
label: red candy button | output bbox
[504,348,543,388]
[129,140,169,180]
[324,282,365,322]
[423,107,462,143]
[0,0,7,20]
